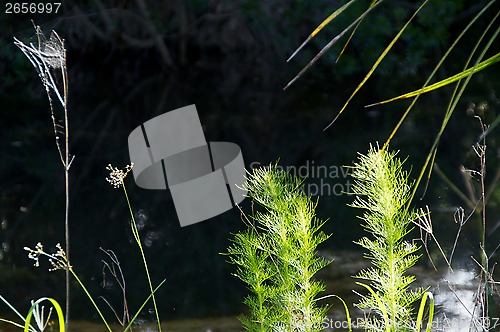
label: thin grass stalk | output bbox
[335,0,381,63]
[476,125,489,320]
[121,182,162,332]
[123,279,166,332]
[0,318,26,330]
[286,0,358,62]
[0,295,30,325]
[62,42,71,328]
[0,294,37,332]
[370,53,500,106]
[69,268,112,331]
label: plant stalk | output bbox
[122,182,162,332]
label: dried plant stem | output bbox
[100,248,132,328]
[62,46,71,327]
[14,24,72,325]
[475,118,489,321]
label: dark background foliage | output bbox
[0,0,498,322]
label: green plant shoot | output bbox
[350,146,425,331]
[227,164,331,331]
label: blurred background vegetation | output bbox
[0,0,498,323]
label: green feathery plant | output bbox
[227,164,331,332]
[287,1,498,326]
[350,146,432,332]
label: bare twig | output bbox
[413,206,453,272]
[474,116,489,321]
[100,248,131,329]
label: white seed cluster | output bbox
[106,163,133,188]
[24,242,44,267]
[24,242,70,271]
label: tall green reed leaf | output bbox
[284,0,382,91]
[368,53,500,107]
[323,0,429,130]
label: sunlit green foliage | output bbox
[351,146,424,331]
[228,164,330,331]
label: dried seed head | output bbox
[106,163,134,188]
[24,242,71,271]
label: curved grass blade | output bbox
[23,298,64,332]
[355,282,390,332]
[415,292,434,332]
[123,279,166,332]
[324,0,429,130]
[284,0,383,91]
[316,294,352,332]
[287,0,358,62]
[367,53,500,107]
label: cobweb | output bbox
[14,24,66,106]
[14,23,69,165]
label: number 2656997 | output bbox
[5,3,61,14]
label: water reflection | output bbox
[434,269,482,332]
[319,253,492,332]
